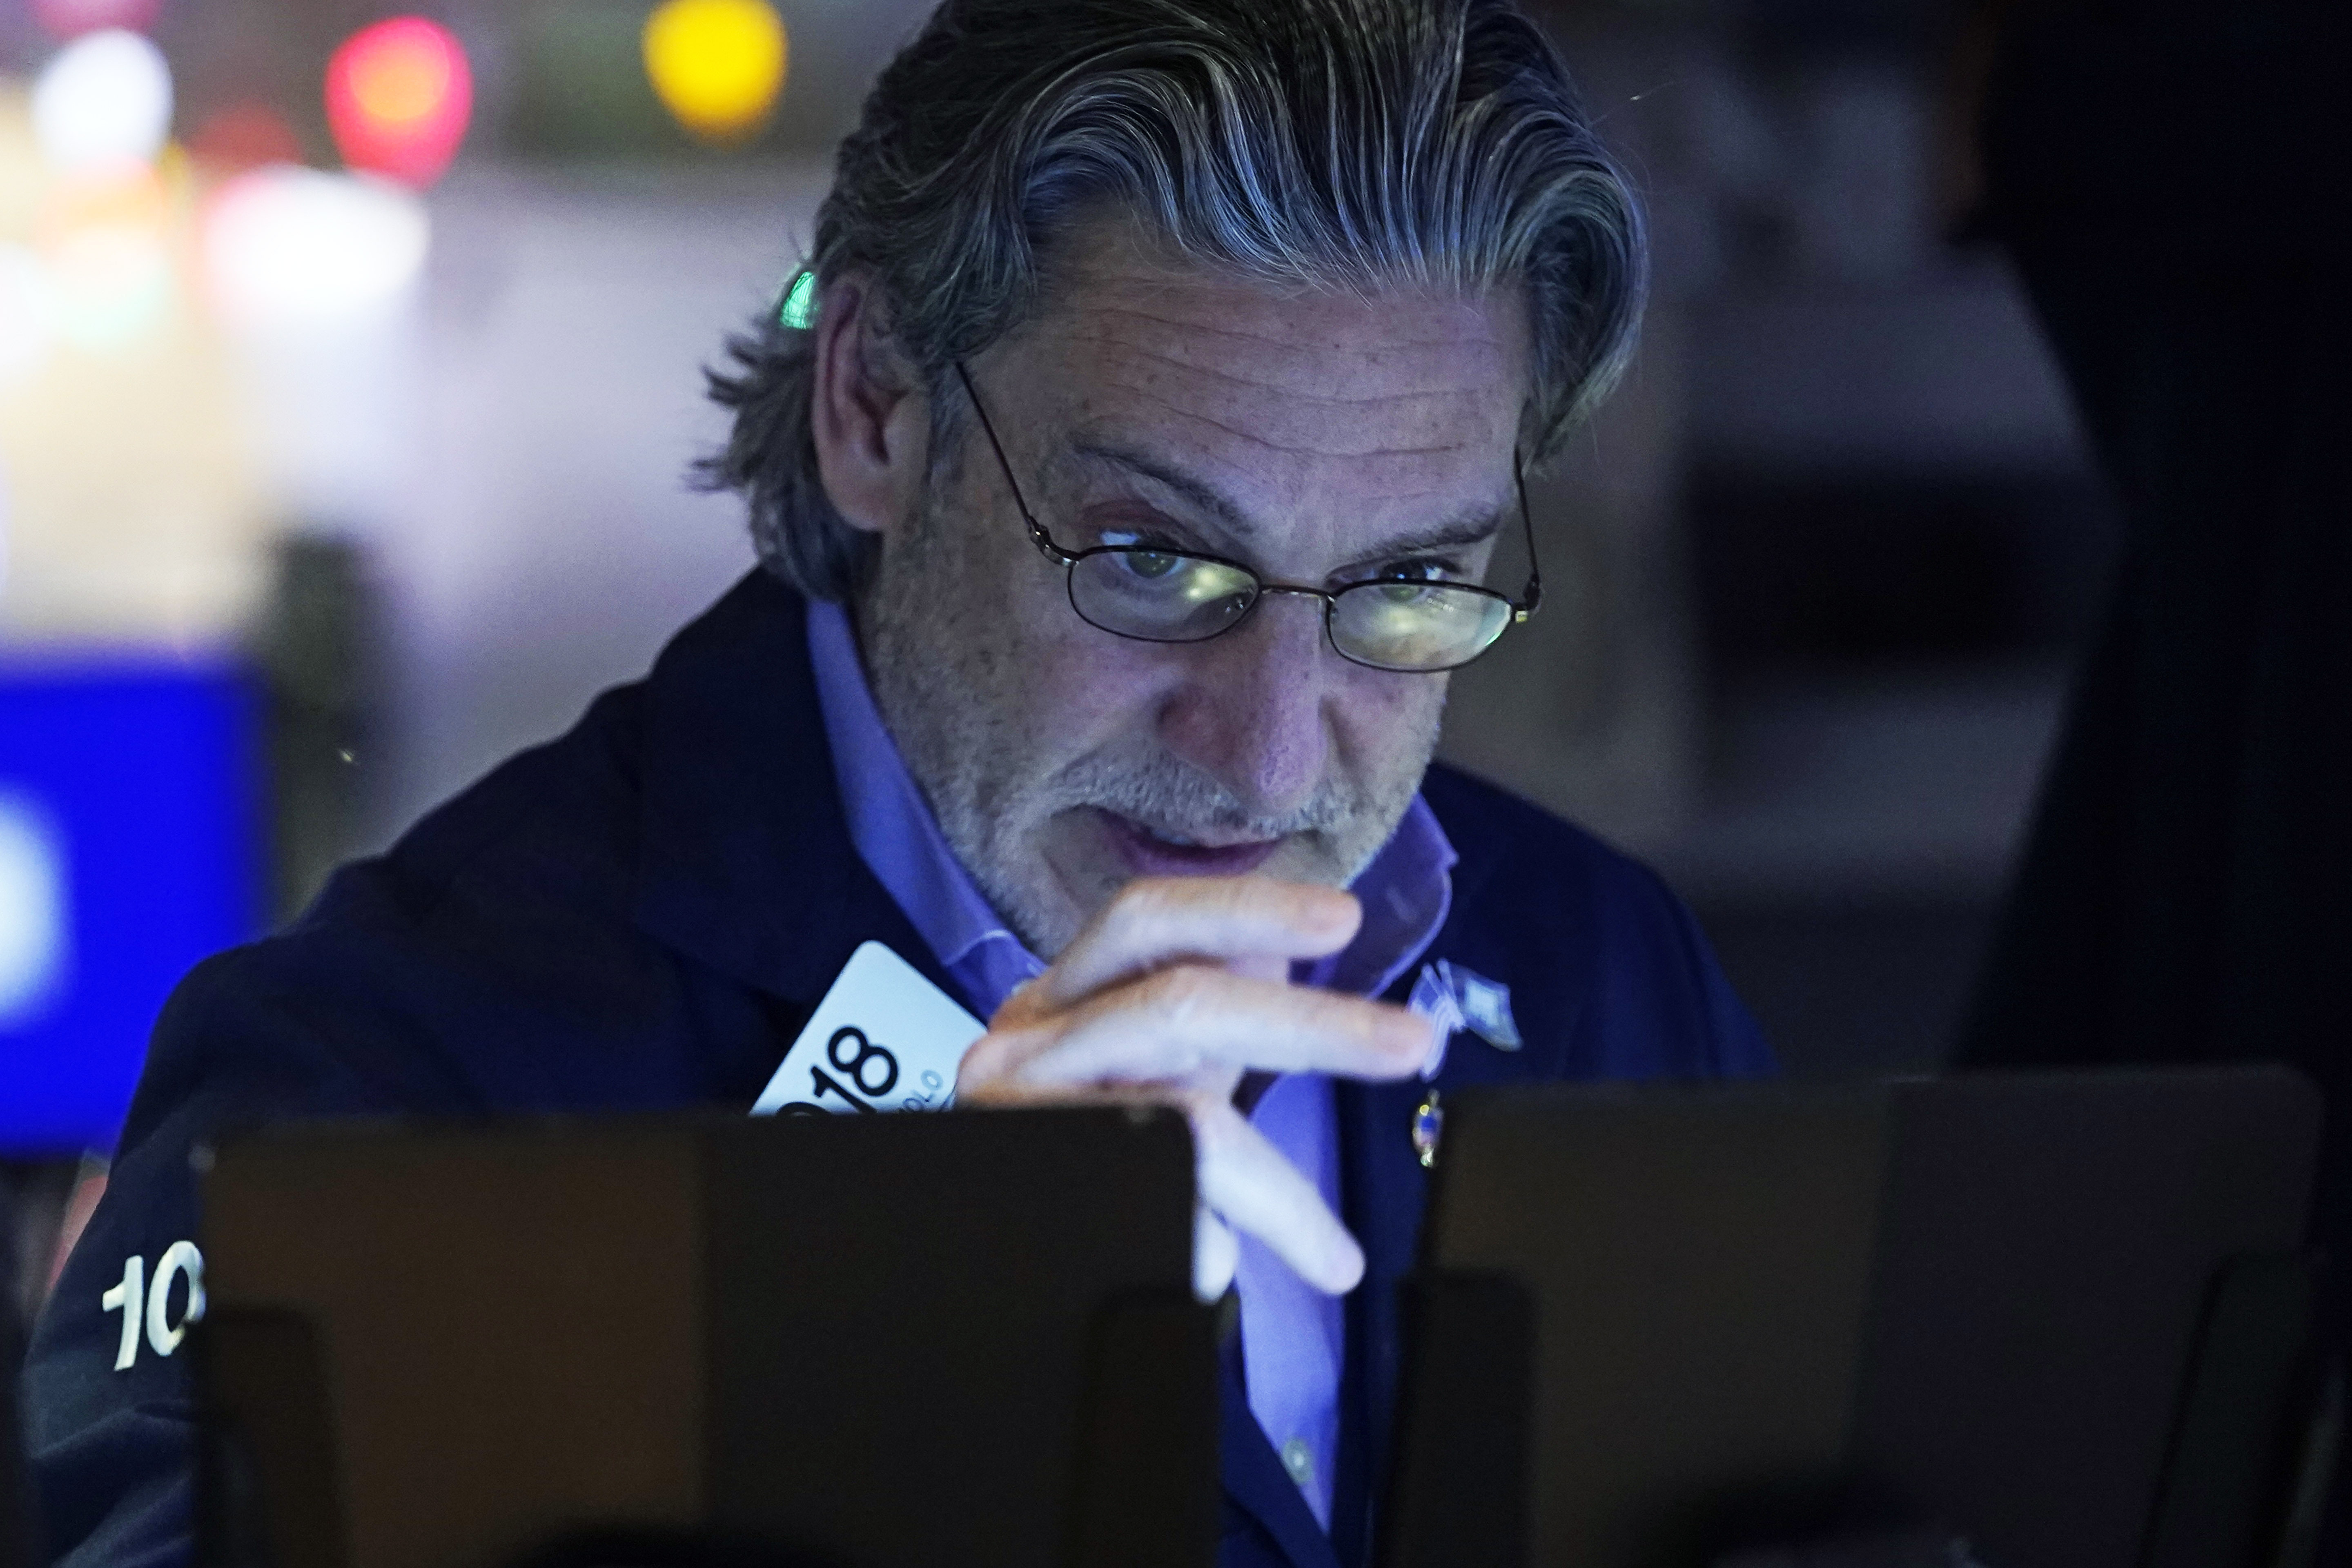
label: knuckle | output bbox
[1178,1089,1237,1140]
[1144,963,1222,1022]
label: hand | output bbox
[955,876,1438,1300]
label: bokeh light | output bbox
[37,163,173,350]
[643,0,787,144]
[188,102,305,174]
[30,29,174,173]
[0,248,58,390]
[31,0,163,42]
[324,17,472,189]
[202,165,429,332]
[0,795,71,1031]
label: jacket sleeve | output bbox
[20,938,430,1568]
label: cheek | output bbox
[1331,669,1447,773]
[1022,618,1177,740]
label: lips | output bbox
[1094,808,1284,878]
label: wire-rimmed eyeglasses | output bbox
[952,362,1541,674]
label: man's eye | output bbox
[1117,550,1185,581]
[1098,530,1189,579]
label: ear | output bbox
[809,274,926,537]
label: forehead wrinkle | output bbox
[1107,379,1486,463]
[1055,426,1481,515]
[1070,313,1517,405]
[1089,349,1505,414]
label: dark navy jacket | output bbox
[23,570,1770,1568]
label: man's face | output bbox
[858,227,1531,956]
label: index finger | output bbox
[1039,877,1362,1009]
[1013,966,1435,1085]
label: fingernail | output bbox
[1323,1236,1366,1294]
[1419,1013,1450,1080]
[1390,1011,1443,1074]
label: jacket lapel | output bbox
[1331,1073,1433,1565]
[1331,922,1577,1565]
[628,571,963,1014]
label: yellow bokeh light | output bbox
[642,0,786,143]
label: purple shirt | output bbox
[806,597,1455,1529]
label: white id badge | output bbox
[749,941,987,1116]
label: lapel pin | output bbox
[1450,962,1521,1050]
[1408,960,1521,1054]
[1410,1089,1443,1169]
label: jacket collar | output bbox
[629,569,950,1008]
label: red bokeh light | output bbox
[323,16,472,189]
[188,102,305,174]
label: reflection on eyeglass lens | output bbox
[1067,546,1511,671]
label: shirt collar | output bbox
[806,597,1042,1017]
[805,597,1457,1018]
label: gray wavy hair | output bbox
[697,0,1647,601]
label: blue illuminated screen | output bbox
[0,661,261,1156]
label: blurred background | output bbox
[0,0,2111,1326]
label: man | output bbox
[25,0,1768,1564]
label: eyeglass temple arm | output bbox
[953,360,1076,566]
[1513,451,1542,621]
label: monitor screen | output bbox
[0,659,261,1156]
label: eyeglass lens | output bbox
[1329,577,1514,672]
[1067,550,1512,672]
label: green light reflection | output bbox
[778,269,816,329]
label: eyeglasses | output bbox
[952,362,1541,674]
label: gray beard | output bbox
[855,488,1435,957]
[937,742,1414,955]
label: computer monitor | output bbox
[196,1108,1214,1568]
[1395,1067,2321,1568]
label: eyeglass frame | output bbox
[950,360,1543,674]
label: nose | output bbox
[1156,591,1334,817]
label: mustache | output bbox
[1034,748,1362,841]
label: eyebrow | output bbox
[1332,516,1507,575]
[1064,438,1259,540]
[1060,436,1512,571]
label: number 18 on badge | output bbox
[751,942,986,1117]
